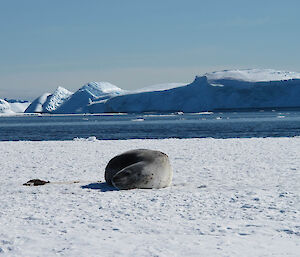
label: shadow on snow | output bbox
[81,182,118,192]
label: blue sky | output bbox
[1,0,300,100]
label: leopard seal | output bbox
[105,149,173,190]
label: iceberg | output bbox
[54,82,124,114]
[102,69,300,113]
[13,69,300,114]
[25,87,72,113]
[24,92,52,113]
[0,99,14,114]
[205,68,300,82]
[134,82,187,93]
[43,86,73,113]
[3,99,31,113]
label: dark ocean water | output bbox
[1,110,300,141]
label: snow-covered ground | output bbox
[1,137,299,256]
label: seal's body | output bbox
[105,149,172,190]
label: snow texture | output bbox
[0,137,299,256]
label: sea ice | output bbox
[0,137,299,256]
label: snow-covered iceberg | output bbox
[12,69,300,114]
[25,92,51,113]
[102,69,300,113]
[43,87,73,113]
[134,82,187,93]
[0,99,14,114]
[55,82,124,114]
[3,99,31,113]
[205,68,300,82]
[88,82,186,113]
[25,87,72,113]
[103,76,211,113]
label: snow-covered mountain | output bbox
[0,99,14,114]
[54,82,124,114]
[102,69,300,113]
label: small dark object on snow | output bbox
[23,179,50,186]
